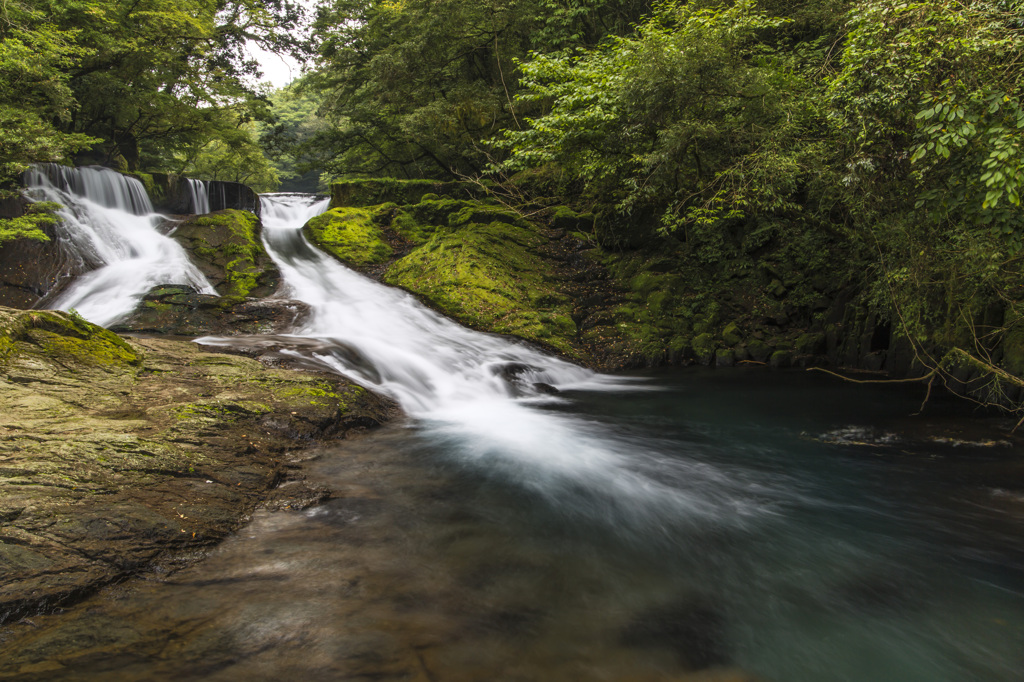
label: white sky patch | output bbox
[248,42,304,89]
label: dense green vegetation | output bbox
[0,0,308,240]
[4,0,1024,404]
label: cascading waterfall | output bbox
[24,165,216,327]
[186,178,211,215]
[201,194,783,532]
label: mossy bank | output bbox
[0,307,395,625]
[308,180,1024,413]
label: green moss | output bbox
[174,210,273,298]
[304,207,393,267]
[0,309,141,373]
[384,220,579,356]
[330,178,482,207]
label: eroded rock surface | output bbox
[0,307,395,624]
[110,285,309,336]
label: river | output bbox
[5,180,1024,681]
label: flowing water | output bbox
[5,191,1024,680]
[24,165,215,327]
[186,178,211,215]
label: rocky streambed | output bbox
[0,307,395,625]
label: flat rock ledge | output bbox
[0,307,396,625]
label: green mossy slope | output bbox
[303,207,393,267]
[384,218,578,356]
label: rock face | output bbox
[330,178,484,208]
[110,285,310,336]
[0,224,91,310]
[171,209,279,298]
[142,174,263,217]
[302,207,394,268]
[0,307,395,624]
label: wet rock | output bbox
[769,350,792,368]
[330,179,484,207]
[0,223,94,309]
[715,349,735,368]
[532,382,560,395]
[171,210,278,298]
[0,306,395,625]
[110,285,309,336]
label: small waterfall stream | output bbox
[186,178,211,215]
[6,188,1024,681]
[198,194,769,527]
[24,165,215,327]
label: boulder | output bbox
[110,285,310,336]
[171,210,279,298]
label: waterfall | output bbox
[186,178,210,215]
[200,194,770,528]
[24,165,216,327]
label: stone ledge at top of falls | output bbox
[329,178,489,209]
[128,173,262,217]
[0,306,397,626]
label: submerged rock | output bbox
[0,306,395,625]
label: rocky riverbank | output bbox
[0,307,395,625]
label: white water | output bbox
[25,165,216,327]
[187,178,211,215]
[201,194,782,529]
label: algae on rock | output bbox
[303,207,393,267]
[172,209,278,298]
[0,306,394,625]
[384,219,578,356]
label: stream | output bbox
[5,179,1024,681]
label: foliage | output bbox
[183,122,281,192]
[498,0,832,253]
[304,0,654,179]
[259,78,330,191]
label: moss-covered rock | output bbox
[1,308,140,373]
[384,219,578,356]
[303,207,393,267]
[172,209,278,298]
[111,285,310,336]
[0,306,394,625]
[330,179,484,208]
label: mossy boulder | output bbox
[0,306,394,625]
[0,220,91,309]
[172,209,278,298]
[1,308,140,373]
[384,220,578,356]
[303,207,393,267]
[111,285,310,336]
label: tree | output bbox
[497,0,834,251]
[40,0,310,170]
[0,0,97,243]
[305,0,654,179]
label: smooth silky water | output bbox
[3,193,1023,681]
[24,165,215,327]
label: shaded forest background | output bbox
[3,0,1024,406]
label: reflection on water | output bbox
[2,369,1024,682]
